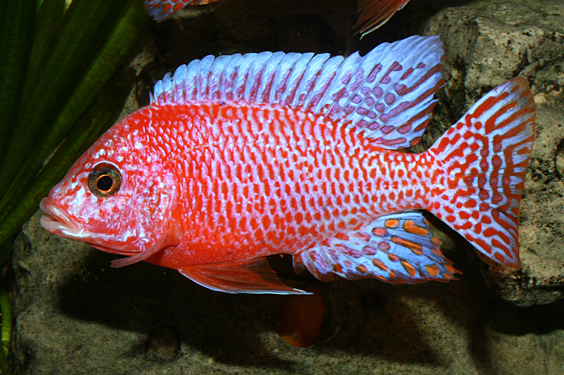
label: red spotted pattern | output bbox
[136,102,438,269]
[427,77,535,268]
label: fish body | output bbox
[40,36,535,294]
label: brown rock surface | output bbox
[423,0,564,307]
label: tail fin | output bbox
[426,77,536,268]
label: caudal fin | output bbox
[426,77,536,268]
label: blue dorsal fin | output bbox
[294,211,459,284]
[151,35,445,150]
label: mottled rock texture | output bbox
[422,0,564,307]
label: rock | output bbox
[479,107,564,307]
[424,0,564,114]
[422,0,564,307]
[145,326,181,361]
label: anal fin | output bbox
[179,257,308,294]
[295,211,460,284]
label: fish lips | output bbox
[39,197,85,239]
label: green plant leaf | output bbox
[0,0,38,163]
[23,0,66,102]
[0,0,150,250]
[0,0,148,203]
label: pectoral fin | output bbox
[179,257,308,294]
[109,218,181,268]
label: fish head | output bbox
[40,128,179,255]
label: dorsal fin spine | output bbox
[271,53,300,103]
[172,64,187,102]
[283,53,319,107]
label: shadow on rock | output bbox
[57,251,295,370]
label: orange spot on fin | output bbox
[445,264,459,275]
[372,227,389,236]
[385,219,400,228]
[391,235,423,255]
[372,259,388,271]
[424,264,440,277]
[403,219,430,236]
[401,260,417,277]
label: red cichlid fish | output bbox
[40,36,535,294]
[144,0,410,38]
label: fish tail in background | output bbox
[425,77,536,268]
[143,0,221,22]
[356,0,411,38]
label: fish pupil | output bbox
[97,175,113,192]
[88,163,122,197]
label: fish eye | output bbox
[88,163,122,197]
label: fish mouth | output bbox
[39,197,85,239]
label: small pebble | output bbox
[145,326,181,361]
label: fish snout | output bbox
[39,197,84,239]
